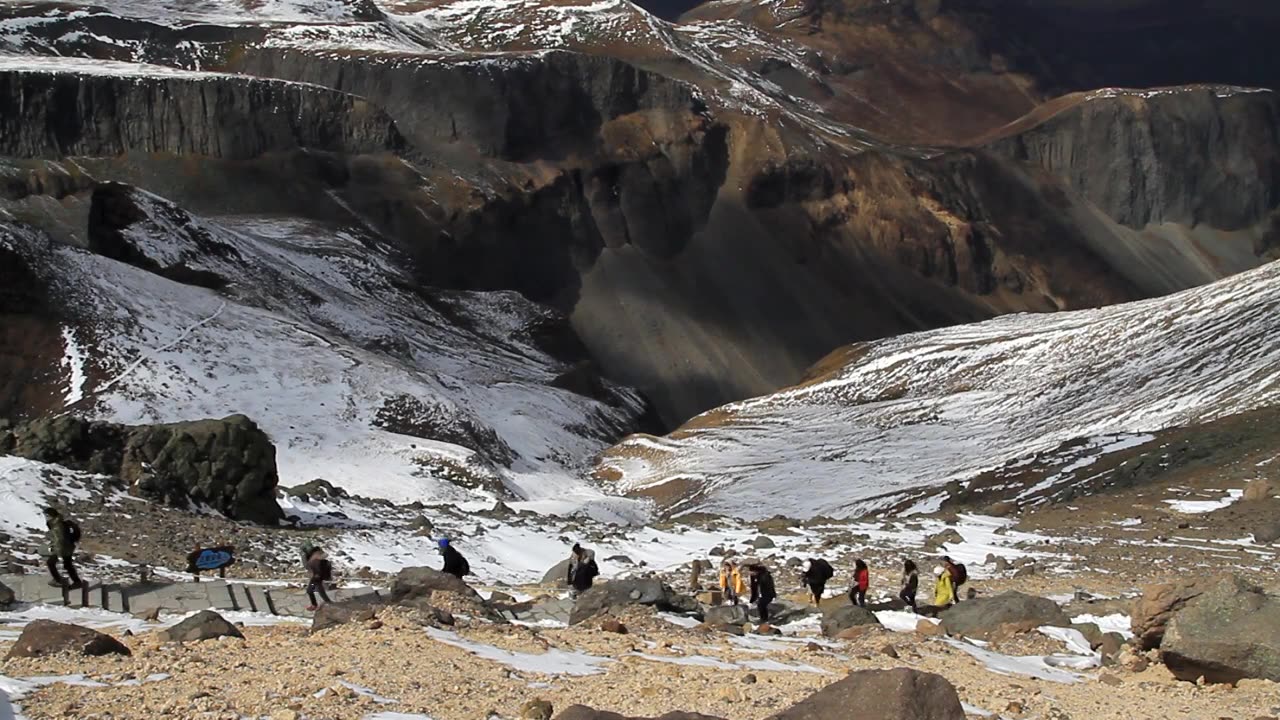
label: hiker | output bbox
[747,563,777,623]
[566,543,599,598]
[899,559,919,612]
[800,558,834,605]
[43,507,83,589]
[303,545,333,611]
[438,538,470,579]
[718,560,747,605]
[943,556,967,602]
[849,559,870,607]
[933,565,955,609]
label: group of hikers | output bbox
[41,503,968,623]
[718,555,968,622]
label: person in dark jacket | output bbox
[304,546,333,611]
[439,538,470,579]
[747,564,777,623]
[44,507,82,589]
[800,558,834,605]
[943,556,966,602]
[899,559,919,612]
[849,559,870,607]
[566,543,599,597]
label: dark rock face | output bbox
[372,394,515,467]
[569,578,697,625]
[1161,575,1280,683]
[3,413,283,524]
[390,566,481,602]
[158,610,244,643]
[6,620,131,658]
[771,668,965,720]
[0,227,66,420]
[0,68,405,160]
[939,592,1069,638]
[820,603,882,638]
[988,89,1280,229]
[0,580,14,608]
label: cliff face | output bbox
[987,88,1280,230]
[0,63,405,160]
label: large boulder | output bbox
[771,668,965,720]
[311,597,383,633]
[158,610,244,643]
[6,620,131,658]
[0,580,14,608]
[391,566,481,602]
[939,592,1069,638]
[1161,575,1280,683]
[1131,577,1218,650]
[821,603,882,638]
[569,579,697,625]
[542,558,572,587]
[4,414,283,524]
[555,707,726,720]
[704,604,750,626]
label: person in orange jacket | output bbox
[849,559,870,607]
[719,559,747,605]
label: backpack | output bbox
[66,521,82,545]
[954,563,968,586]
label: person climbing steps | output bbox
[44,507,83,590]
[303,544,333,611]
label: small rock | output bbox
[881,643,899,659]
[805,642,823,652]
[751,536,776,549]
[1099,673,1123,687]
[367,620,384,630]
[1006,701,1025,715]
[270,711,300,720]
[715,686,743,703]
[600,619,629,635]
[755,623,782,636]
[133,607,161,622]
[519,699,553,720]
[741,673,758,684]
[916,620,944,637]
[1244,479,1272,501]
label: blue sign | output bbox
[187,546,235,573]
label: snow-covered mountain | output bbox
[599,258,1280,519]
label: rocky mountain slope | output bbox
[600,257,1280,519]
[2,0,1278,437]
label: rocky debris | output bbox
[569,579,697,626]
[311,597,382,633]
[939,592,1069,638]
[488,591,516,604]
[2,414,283,524]
[158,610,244,643]
[283,479,349,502]
[925,529,964,551]
[0,579,13,608]
[1070,622,1104,650]
[771,668,965,720]
[1099,632,1125,663]
[703,604,749,627]
[390,566,482,602]
[554,708,726,720]
[372,394,515,470]
[820,604,882,638]
[1114,645,1151,673]
[1161,575,1280,683]
[701,623,745,636]
[1131,577,1218,650]
[754,624,782,636]
[750,536,776,549]
[6,620,131,658]
[600,619,629,635]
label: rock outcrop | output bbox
[158,610,244,643]
[0,580,13,608]
[1,414,284,524]
[390,566,482,602]
[939,592,1070,638]
[555,708,725,720]
[0,65,405,160]
[6,620,131,658]
[569,579,697,626]
[820,604,882,638]
[1131,577,1217,651]
[1161,575,1280,683]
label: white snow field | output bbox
[602,258,1280,519]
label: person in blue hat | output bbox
[438,537,470,579]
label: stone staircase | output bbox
[0,574,381,618]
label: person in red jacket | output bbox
[849,559,870,607]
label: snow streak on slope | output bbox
[2,199,646,516]
[602,260,1280,519]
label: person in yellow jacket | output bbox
[719,560,747,605]
[933,565,955,609]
